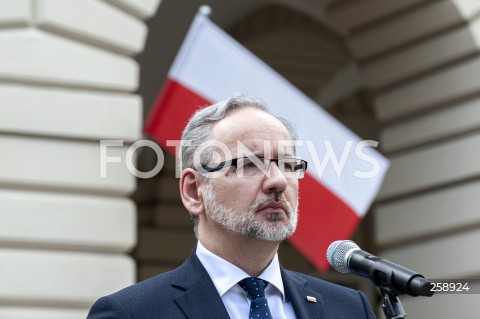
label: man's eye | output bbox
[242,161,257,169]
[282,161,295,172]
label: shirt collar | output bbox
[196,241,286,301]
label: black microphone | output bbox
[327,240,434,297]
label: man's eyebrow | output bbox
[240,153,297,158]
[238,154,264,159]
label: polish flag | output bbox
[145,13,389,271]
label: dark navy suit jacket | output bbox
[87,251,377,319]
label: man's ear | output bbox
[179,168,205,217]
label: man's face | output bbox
[201,107,299,241]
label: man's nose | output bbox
[261,161,288,196]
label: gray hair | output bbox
[179,94,296,236]
[180,94,296,171]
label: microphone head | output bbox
[327,240,360,273]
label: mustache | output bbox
[251,194,293,216]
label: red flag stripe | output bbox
[144,79,211,154]
[292,174,360,271]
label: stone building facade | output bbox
[1,0,479,317]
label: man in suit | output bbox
[88,95,377,318]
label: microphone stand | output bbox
[379,287,407,319]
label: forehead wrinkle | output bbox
[208,107,295,160]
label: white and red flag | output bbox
[145,13,389,271]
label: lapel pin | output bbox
[306,296,317,303]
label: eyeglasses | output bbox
[201,156,308,179]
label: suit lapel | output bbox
[282,268,326,319]
[172,251,230,319]
[171,249,328,319]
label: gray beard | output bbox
[203,183,298,241]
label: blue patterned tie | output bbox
[239,277,273,319]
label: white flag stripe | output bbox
[170,15,389,216]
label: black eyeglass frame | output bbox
[201,156,308,177]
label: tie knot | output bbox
[239,277,268,300]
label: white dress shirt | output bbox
[196,241,297,319]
